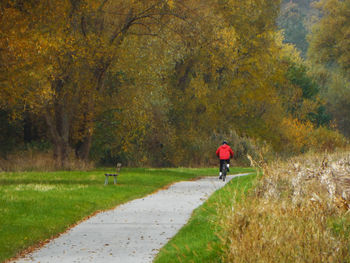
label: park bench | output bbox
[105,163,122,185]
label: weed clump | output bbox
[218,151,350,262]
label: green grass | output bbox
[154,171,256,263]
[0,167,225,262]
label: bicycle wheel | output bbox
[222,162,227,182]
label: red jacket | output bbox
[216,144,234,160]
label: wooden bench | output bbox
[105,163,122,185]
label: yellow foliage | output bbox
[280,117,314,153]
[308,127,346,152]
[167,0,175,9]
[279,117,346,154]
[1,0,345,167]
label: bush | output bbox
[279,117,346,155]
[308,126,347,152]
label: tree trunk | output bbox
[76,133,92,161]
[44,79,72,169]
[75,62,108,162]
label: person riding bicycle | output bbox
[216,140,234,179]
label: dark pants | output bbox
[219,159,230,172]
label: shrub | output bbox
[308,126,346,152]
[279,117,346,155]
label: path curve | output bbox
[12,173,249,263]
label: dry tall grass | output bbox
[218,151,350,262]
[0,150,94,171]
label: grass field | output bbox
[154,171,256,263]
[0,167,237,262]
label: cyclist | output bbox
[216,140,234,179]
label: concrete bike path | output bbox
[13,173,249,263]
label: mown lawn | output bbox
[0,167,225,262]
[154,171,256,263]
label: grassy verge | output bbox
[0,167,222,262]
[154,170,256,263]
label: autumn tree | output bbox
[162,0,295,164]
[277,0,316,57]
[308,0,350,136]
[1,0,196,167]
[1,0,343,168]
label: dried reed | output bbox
[218,151,350,262]
[0,150,94,171]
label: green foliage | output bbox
[330,216,350,239]
[307,105,332,127]
[326,75,350,137]
[308,0,350,73]
[277,0,316,57]
[283,60,332,127]
[308,0,350,137]
[286,62,319,99]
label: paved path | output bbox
[13,173,249,263]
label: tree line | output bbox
[0,0,347,169]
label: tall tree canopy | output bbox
[308,0,350,136]
[1,0,195,166]
[0,0,344,168]
[277,0,318,57]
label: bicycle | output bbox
[221,160,228,182]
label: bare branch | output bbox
[81,15,87,37]
[129,32,159,37]
[98,0,109,12]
